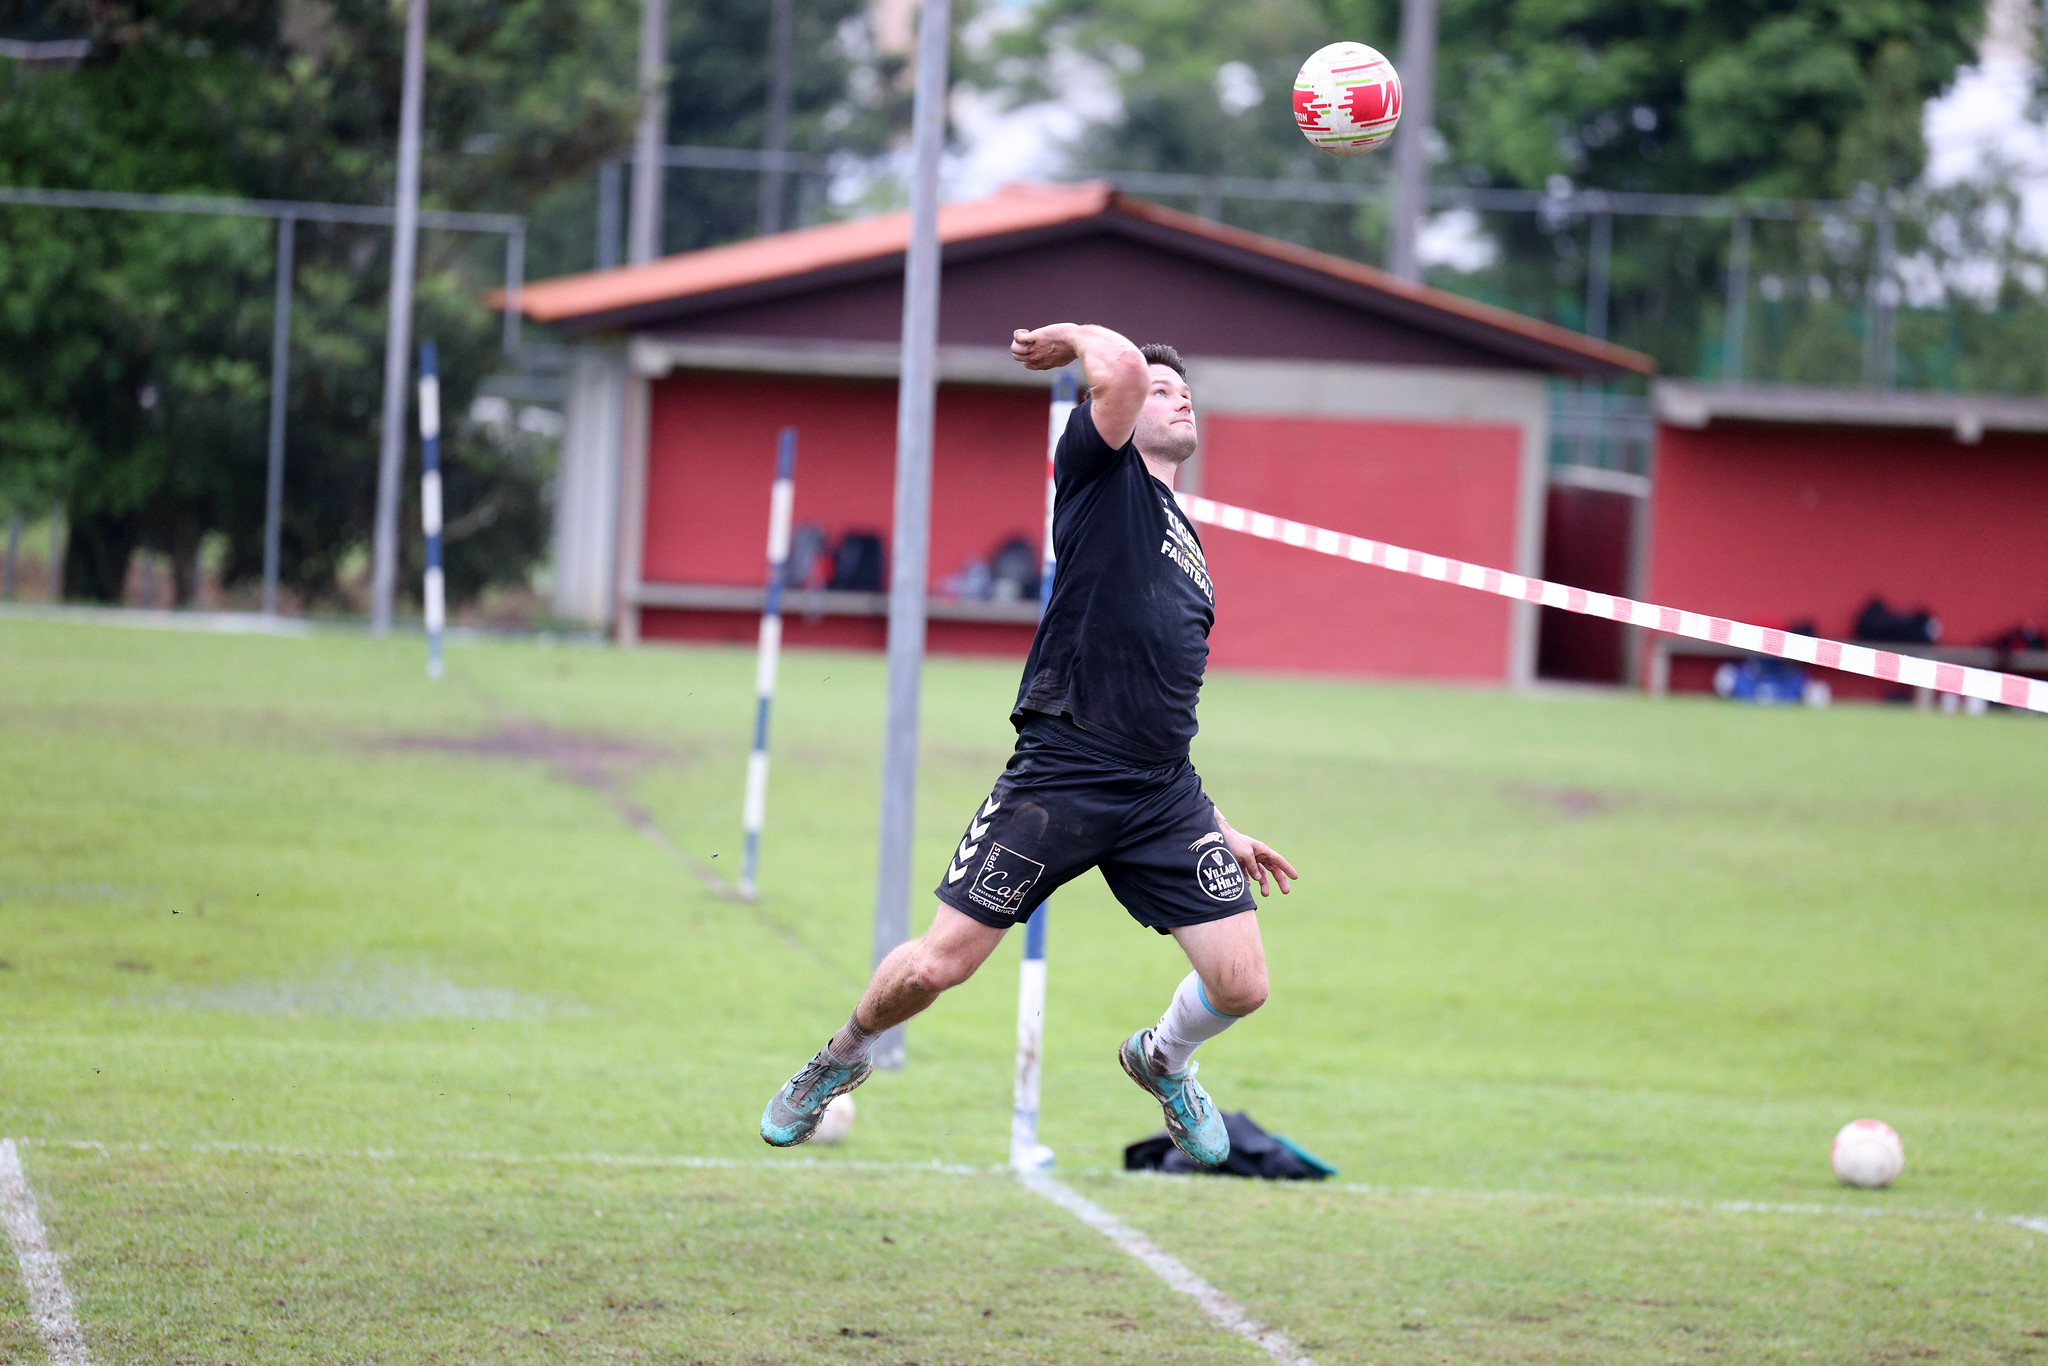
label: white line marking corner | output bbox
[1018,1170,1316,1366]
[1,1138,93,1366]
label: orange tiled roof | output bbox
[502,180,1652,376]
[511,181,1114,325]
[1110,193,1653,375]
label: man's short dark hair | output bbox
[1138,343,1186,378]
[1079,342,1188,403]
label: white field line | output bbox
[1019,1170,1317,1366]
[35,1138,985,1176]
[28,1140,2048,1240]
[23,1137,1323,1362]
[1,1139,93,1366]
[10,1136,2043,1366]
[1329,1180,2048,1237]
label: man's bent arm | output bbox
[1010,323,1148,447]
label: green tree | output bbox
[660,0,893,252]
[0,0,645,603]
[3,0,900,608]
[996,0,1391,255]
[995,0,2005,384]
[1416,0,1984,376]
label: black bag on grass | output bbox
[1124,1111,1336,1180]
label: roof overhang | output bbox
[626,334,1055,386]
[1655,381,2048,444]
[506,182,1116,331]
[498,182,1653,380]
[1099,197,1649,378]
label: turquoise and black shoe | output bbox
[760,1046,874,1147]
[1118,1028,1230,1167]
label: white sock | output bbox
[1146,971,1239,1075]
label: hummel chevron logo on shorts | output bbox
[946,796,1000,885]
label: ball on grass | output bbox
[1293,42,1402,157]
[1830,1118,1904,1188]
[812,1094,856,1145]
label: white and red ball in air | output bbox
[1830,1118,1904,1188]
[1293,42,1402,156]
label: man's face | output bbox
[1133,364,1197,463]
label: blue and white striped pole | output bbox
[417,341,445,681]
[1010,370,1078,1173]
[740,426,798,901]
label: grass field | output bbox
[2,614,2044,1364]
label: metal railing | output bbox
[1550,386,1655,476]
[0,184,528,612]
[639,144,1946,388]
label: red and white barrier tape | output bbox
[1175,493,2048,715]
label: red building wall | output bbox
[637,370,1533,680]
[638,370,1049,653]
[1199,414,1524,678]
[1648,424,2048,649]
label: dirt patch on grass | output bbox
[1502,782,1614,819]
[383,722,682,786]
[379,722,856,987]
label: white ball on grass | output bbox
[1830,1118,1904,1188]
[812,1094,856,1145]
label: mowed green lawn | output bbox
[1,615,2044,1364]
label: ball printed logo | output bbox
[1195,843,1246,903]
[1293,41,1402,158]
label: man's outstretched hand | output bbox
[1011,325,1080,370]
[1217,815,1298,897]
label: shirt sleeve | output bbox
[1054,399,1128,487]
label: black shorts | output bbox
[933,716,1256,935]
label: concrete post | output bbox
[869,0,951,1072]
[369,0,428,636]
[1722,215,1750,383]
[628,0,669,264]
[1386,0,1437,280]
[262,214,295,616]
[758,0,796,235]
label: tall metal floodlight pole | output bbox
[628,0,669,264]
[1722,216,1751,383]
[869,0,952,1072]
[3,510,19,599]
[369,0,429,636]
[1386,0,1437,281]
[758,0,796,235]
[261,215,296,617]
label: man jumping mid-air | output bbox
[760,322,1298,1166]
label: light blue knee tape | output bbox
[1195,978,1240,1020]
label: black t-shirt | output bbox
[1011,400,1215,763]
